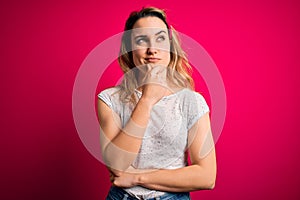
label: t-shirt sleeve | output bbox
[187,92,210,130]
[98,89,113,109]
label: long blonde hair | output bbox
[118,7,194,103]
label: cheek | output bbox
[132,49,144,57]
[162,51,171,64]
[132,49,145,64]
[160,42,171,62]
[160,42,171,52]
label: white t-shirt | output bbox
[98,86,209,199]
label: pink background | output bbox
[1,0,300,199]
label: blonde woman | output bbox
[98,7,216,200]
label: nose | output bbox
[146,39,158,55]
[146,46,158,55]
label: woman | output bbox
[98,7,216,200]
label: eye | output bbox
[156,35,166,42]
[135,37,148,45]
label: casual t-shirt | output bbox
[98,86,209,199]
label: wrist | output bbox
[139,96,156,107]
[123,118,147,139]
[135,173,145,186]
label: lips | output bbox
[144,57,161,63]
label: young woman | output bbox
[98,7,216,200]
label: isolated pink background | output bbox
[1,0,300,199]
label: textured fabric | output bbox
[106,186,190,200]
[98,86,209,198]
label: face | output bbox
[131,16,171,67]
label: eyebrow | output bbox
[134,30,167,39]
[155,30,167,36]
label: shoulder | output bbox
[97,86,122,108]
[181,89,210,129]
[179,88,207,103]
[180,88,210,114]
[98,86,120,99]
[98,86,121,98]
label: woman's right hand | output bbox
[139,64,171,105]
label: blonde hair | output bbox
[118,7,194,103]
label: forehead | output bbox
[132,16,168,36]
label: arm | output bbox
[98,97,153,171]
[113,112,217,192]
[98,65,171,171]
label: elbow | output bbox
[201,179,216,190]
[203,164,217,190]
[205,171,216,190]
[103,157,129,172]
[102,145,135,171]
[194,171,216,190]
[200,177,216,190]
[207,179,216,190]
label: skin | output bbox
[131,16,171,67]
[131,16,172,95]
[98,16,216,192]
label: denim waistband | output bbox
[106,186,190,200]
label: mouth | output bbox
[144,57,161,63]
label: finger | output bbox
[140,64,152,82]
[146,63,153,71]
[139,64,152,73]
[141,65,168,85]
[150,65,167,77]
[157,65,167,74]
[112,180,116,186]
[112,178,119,187]
[149,65,162,74]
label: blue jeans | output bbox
[106,186,190,200]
